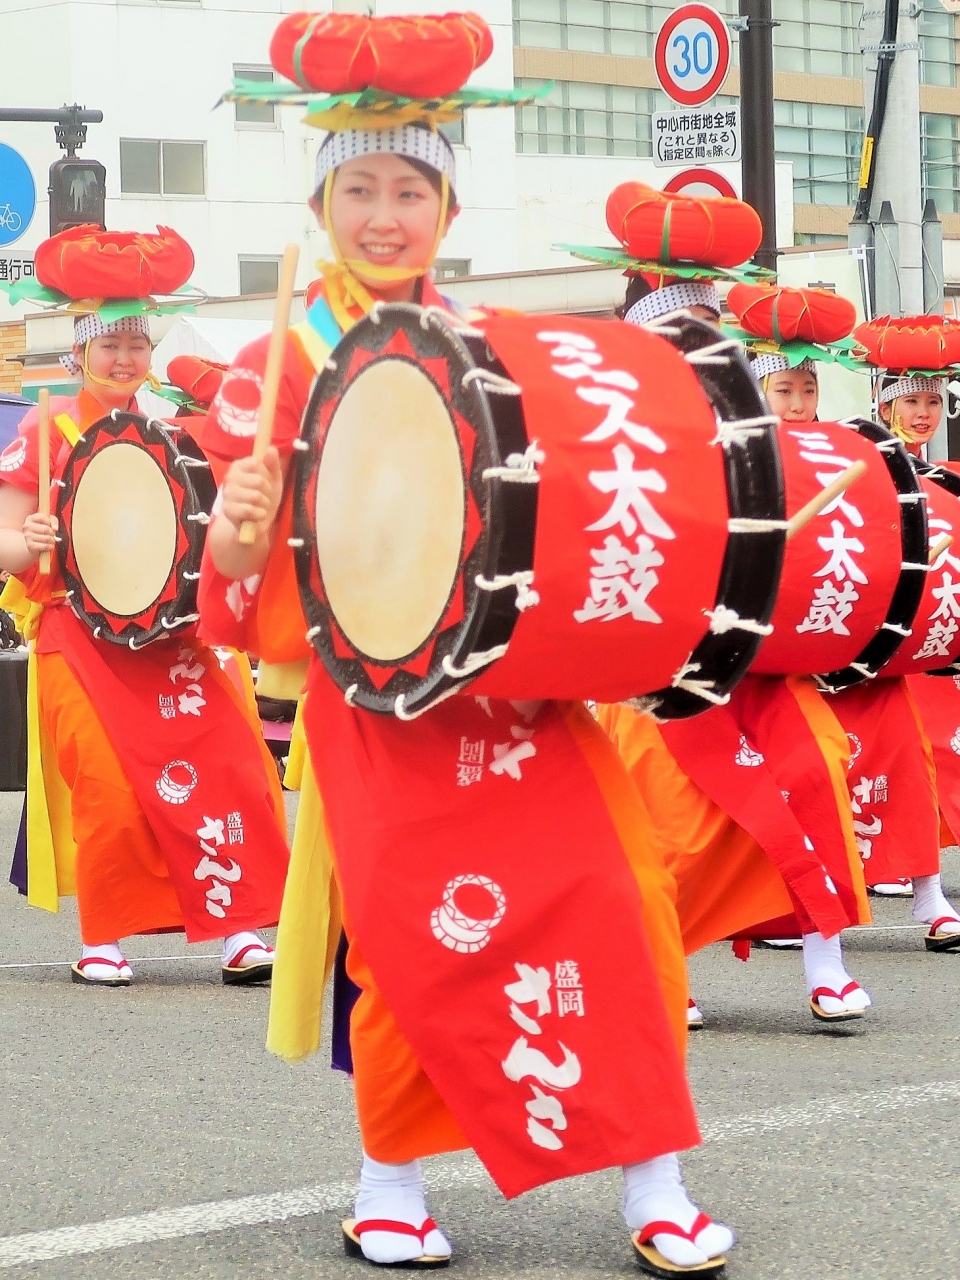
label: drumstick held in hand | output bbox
[785,460,868,542]
[238,243,300,547]
[37,388,51,575]
[929,533,953,565]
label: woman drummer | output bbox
[0,226,287,985]
[200,14,736,1277]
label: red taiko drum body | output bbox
[56,411,215,647]
[293,304,786,719]
[883,460,960,676]
[750,418,928,689]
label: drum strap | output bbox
[53,413,81,449]
[292,300,339,376]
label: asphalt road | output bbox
[0,787,958,1279]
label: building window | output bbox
[922,112,960,214]
[516,77,658,156]
[434,258,470,280]
[920,0,958,87]
[771,0,860,78]
[239,256,281,296]
[513,0,737,59]
[120,139,205,196]
[774,100,863,206]
[234,66,278,128]
[440,118,465,146]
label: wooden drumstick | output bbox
[37,388,51,575]
[929,533,953,565]
[238,243,300,547]
[785,460,868,542]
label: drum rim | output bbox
[632,314,787,721]
[814,417,928,692]
[293,302,525,716]
[56,410,212,647]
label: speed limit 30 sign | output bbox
[654,4,732,107]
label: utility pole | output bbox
[858,1,924,314]
[738,0,778,273]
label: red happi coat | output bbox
[0,390,288,939]
[197,281,702,1198]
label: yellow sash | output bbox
[265,319,344,1064]
[0,412,82,911]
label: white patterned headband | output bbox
[624,281,721,327]
[315,124,457,193]
[60,313,152,376]
[752,353,817,380]
[878,374,946,404]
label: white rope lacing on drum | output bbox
[128,633,153,650]
[161,612,200,630]
[461,367,522,396]
[898,492,925,504]
[475,570,540,611]
[419,305,457,332]
[711,415,778,447]
[441,644,509,679]
[305,626,322,640]
[727,516,790,533]
[287,538,306,548]
[904,560,932,572]
[183,571,201,582]
[684,339,739,366]
[52,478,67,489]
[875,439,900,453]
[849,663,878,679]
[368,302,385,325]
[482,441,544,484]
[394,680,467,720]
[925,466,947,480]
[345,684,359,706]
[186,512,211,524]
[704,604,774,637]
[324,357,338,373]
[174,454,210,470]
[293,439,310,452]
[642,311,690,335]
[881,622,913,636]
[671,660,731,706]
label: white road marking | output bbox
[0,955,220,970]
[0,1079,958,1268]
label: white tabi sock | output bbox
[80,941,132,981]
[222,931,273,966]
[622,1152,734,1266]
[912,874,960,933]
[802,931,871,1013]
[353,1154,452,1264]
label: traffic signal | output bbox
[48,157,106,235]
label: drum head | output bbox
[294,303,534,715]
[57,412,214,646]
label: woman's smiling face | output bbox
[314,153,458,302]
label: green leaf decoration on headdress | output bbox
[554,243,774,283]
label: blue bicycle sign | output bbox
[0,144,36,248]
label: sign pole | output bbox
[738,0,778,273]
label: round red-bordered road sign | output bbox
[655,4,732,107]
[663,167,738,199]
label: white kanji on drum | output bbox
[914,517,960,660]
[790,430,868,637]
[537,330,673,628]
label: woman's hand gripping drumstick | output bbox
[237,244,299,547]
[785,461,868,541]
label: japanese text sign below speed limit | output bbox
[654,4,732,107]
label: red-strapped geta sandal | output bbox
[809,981,864,1022]
[342,1217,451,1269]
[70,956,132,987]
[221,943,274,986]
[632,1214,727,1277]
[924,916,960,953]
